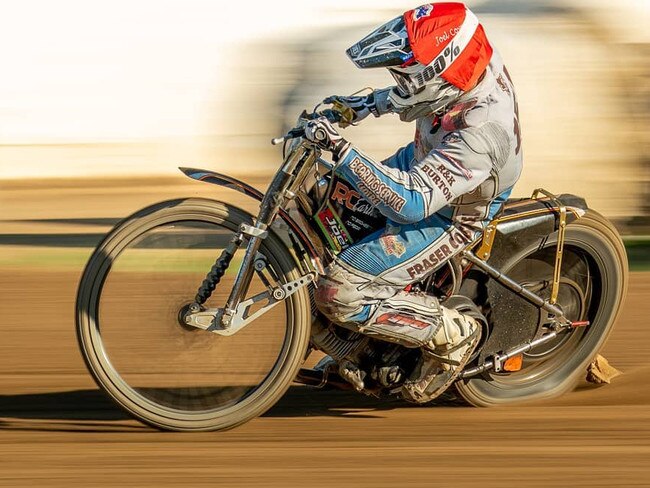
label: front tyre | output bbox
[76,198,311,431]
[456,210,628,406]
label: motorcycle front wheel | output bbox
[76,198,311,431]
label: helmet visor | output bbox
[347,16,411,69]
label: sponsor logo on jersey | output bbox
[380,234,407,258]
[405,228,473,279]
[441,98,478,131]
[419,163,455,201]
[331,180,378,217]
[412,4,434,22]
[348,158,407,213]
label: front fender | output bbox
[179,167,324,274]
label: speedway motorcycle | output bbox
[76,109,628,431]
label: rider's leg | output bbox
[314,213,482,399]
[315,205,478,342]
[314,193,511,401]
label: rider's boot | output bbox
[354,292,484,402]
[401,297,484,403]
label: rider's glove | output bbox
[323,93,378,128]
[304,116,350,160]
[325,88,395,127]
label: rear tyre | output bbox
[456,210,628,406]
[76,198,311,431]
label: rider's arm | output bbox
[381,143,415,171]
[335,122,510,224]
[369,87,394,117]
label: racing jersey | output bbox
[336,50,523,230]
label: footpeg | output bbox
[339,359,366,391]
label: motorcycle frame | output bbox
[182,136,581,331]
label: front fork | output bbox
[184,146,316,332]
[220,224,270,326]
[219,165,296,327]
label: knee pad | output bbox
[314,274,363,324]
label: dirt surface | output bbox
[0,272,648,487]
[1,181,650,486]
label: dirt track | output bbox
[1,181,650,486]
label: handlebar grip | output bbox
[271,137,285,146]
[288,128,305,138]
[271,128,305,146]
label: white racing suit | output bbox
[314,51,523,350]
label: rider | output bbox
[305,2,523,402]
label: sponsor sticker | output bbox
[412,4,434,22]
[315,203,352,252]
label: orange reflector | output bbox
[503,354,523,372]
[571,320,590,328]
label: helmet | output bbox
[346,3,493,121]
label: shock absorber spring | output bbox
[194,234,243,305]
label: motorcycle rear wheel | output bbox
[76,198,311,431]
[456,210,628,406]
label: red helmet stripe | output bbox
[405,3,467,66]
[442,24,493,90]
[404,2,492,91]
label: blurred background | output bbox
[0,0,648,229]
[1,3,650,484]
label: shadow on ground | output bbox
[0,385,464,431]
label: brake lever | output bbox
[319,109,343,124]
[271,128,305,146]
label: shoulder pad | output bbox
[460,121,511,169]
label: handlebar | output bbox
[271,128,304,146]
[271,109,342,146]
